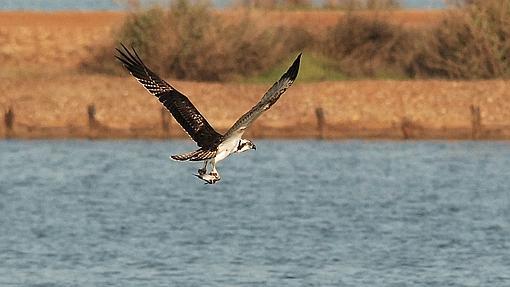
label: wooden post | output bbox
[470,105,481,140]
[4,107,14,131]
[87,104,98,129]
[4,107,14,138]
[315,107,325,140]
[161,107,170,133]
[401,117,411,140]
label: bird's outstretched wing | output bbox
[223,53,301,140]
[115,44,222,149]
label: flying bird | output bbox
[116,44,301,184]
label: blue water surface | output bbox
[0,0,445,10]
[0,140,509,286]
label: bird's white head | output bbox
[237,139,256,153]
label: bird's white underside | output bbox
[215,134,243,163]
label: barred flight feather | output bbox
[116,44,223,149]
[223,53,301,140]
[171,149,216,161]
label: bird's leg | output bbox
[194,160,220,184]
[209,160,221,181]
[198,160,208,176]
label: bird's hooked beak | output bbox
[251,143,256,150]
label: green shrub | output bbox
[322,14,417,78]
[80,7,166,76]
[323,0,400,10]
[414,0,510,79]
[83,1,510,81]
[118,7,165,58]
[82,1,310,81]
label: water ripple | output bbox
[0,140,509,286]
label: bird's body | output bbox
[116,44,301,184]
[216,135,242,162]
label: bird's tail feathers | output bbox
[170,149,216,161]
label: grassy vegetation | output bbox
[321,13,418,79]
[82,0,510,82]
[414,0,510,79]
[84,0,306,81]
[246,53,347,83]
[322,0,400,10]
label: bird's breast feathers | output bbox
[216,136,242,162]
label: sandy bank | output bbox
[1,75,510,140]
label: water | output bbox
[1,140,509,286]
[0,0,445,10]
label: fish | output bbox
[194,173,220,184]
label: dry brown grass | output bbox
[321,13,420,77]
[78,4,452,81]
[414,0,510,79]
[83,3,314,81]
[0,12,124,72]
[0,10,443,76]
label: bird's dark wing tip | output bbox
[114,43,131,64]
[286,53,302,81]
[115,43,128,56]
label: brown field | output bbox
[0,11,124,71]
[0,10,443,71]
[2,11,510,140]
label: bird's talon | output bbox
[195,173,220,184]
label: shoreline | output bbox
[2,75,510,140]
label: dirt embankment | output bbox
[2,11,510,140]
[2,75,510,140]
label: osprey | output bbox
[116,44,301,184]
